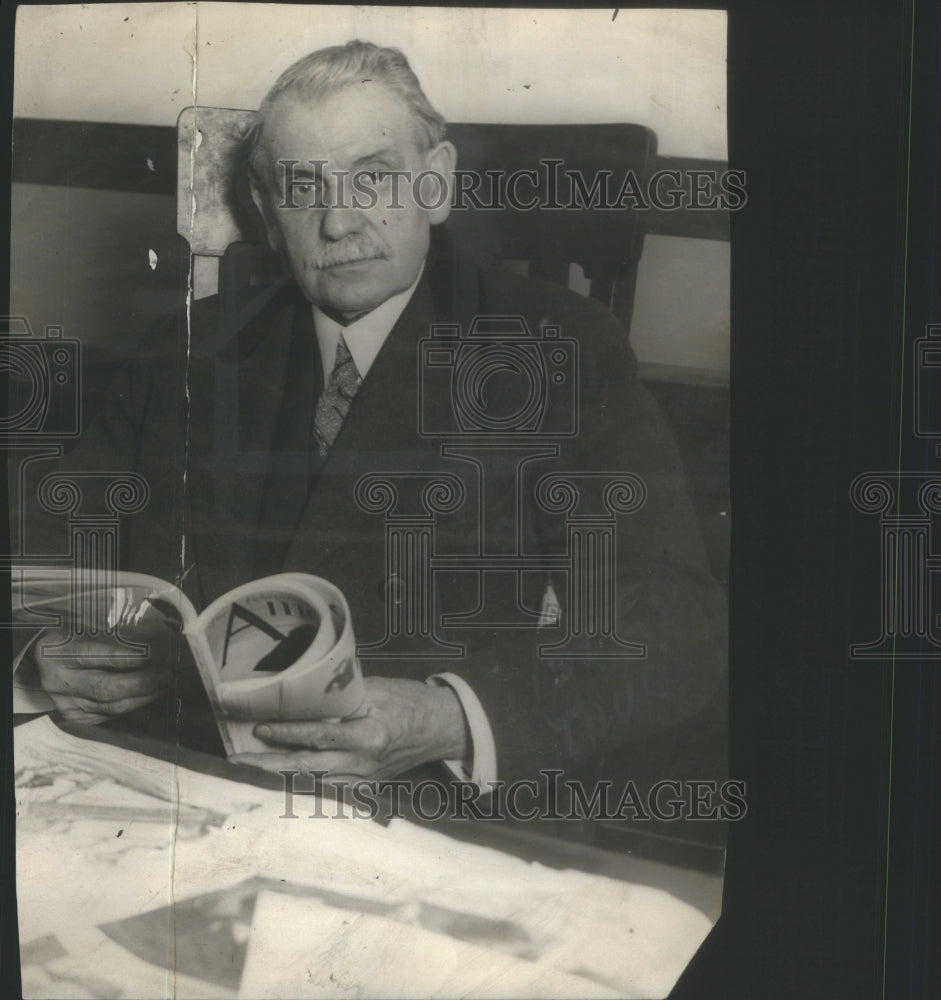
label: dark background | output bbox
[2,1,940,998]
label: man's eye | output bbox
[360,170,390,185]
[292,182,320,199]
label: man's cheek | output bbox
[277,216,319,246]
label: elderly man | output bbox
[18,41,726,802]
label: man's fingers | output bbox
[89,668,170,703]
[39,666,169,702]
[54,691,165,724]
[228,750,370,778]
[103,691,166,715]
[252,720,370,751]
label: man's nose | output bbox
[320,202,363,241]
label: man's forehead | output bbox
[257,83,420,163]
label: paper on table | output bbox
[96,874,539,993]
[14,714,271,815]
[238,891,621,1000]
[15,716,717,999]
[376,818,718,998]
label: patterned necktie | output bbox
[312,333,362,456]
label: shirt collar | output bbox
[311,264,424,385]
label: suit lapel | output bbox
[185,284,317,604]
[249,297,324,579]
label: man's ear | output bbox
[421,140,457,226]
[249,180,283,253]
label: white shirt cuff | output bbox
[426,672,497,792]
[11,633,56,714]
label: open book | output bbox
[10,567,365,755]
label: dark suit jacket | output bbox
[22,242,726,788]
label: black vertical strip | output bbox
[676,1,911,998]
[0,0,20,993]
[883,0,941,995]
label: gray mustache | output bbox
[307,237,389,269]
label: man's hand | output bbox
[229,676,469,781]
[29,627,178,725]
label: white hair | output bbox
[246,39,447,190]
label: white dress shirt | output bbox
[311,266,423,386]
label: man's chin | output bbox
[301,265,399,319]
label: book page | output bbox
[201,588,335,681]
[15,716,717,999]
[190,576,365,752]
[11,566,194,624]
[10,567,197,713]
